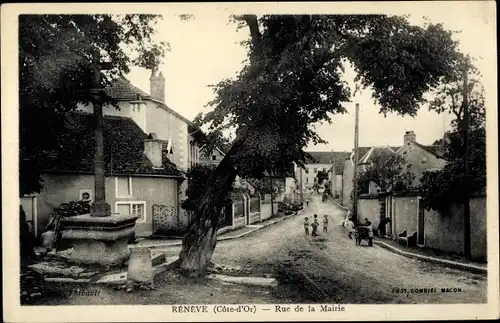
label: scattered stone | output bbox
[210,263,242,274]
[28,262,98,278]
[30,292,42,297]
[44,277,92,283]
[95,272,128,285]
[208,274,278,288]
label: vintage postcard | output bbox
[2,1,499,322]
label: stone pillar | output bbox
[60,214,138,266]
[127,248,153,284]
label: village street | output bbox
[200,195,487,304]
[42,195,486,306]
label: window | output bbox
[306,177,309,183]
[212,154,217,161]
[115,201,146,222]
[314,168,318,173]
[115,177,132,197]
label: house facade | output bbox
[76,73,206,231]
[394,131,447,187]
[296,151,350,195]
[199,146,226,166]
[22,113,184,238]
[342,131,446,208]
[77,73,202,173]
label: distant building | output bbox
[342,130,447,208]
[295,151,350,196]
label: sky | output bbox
[125,2,496,153]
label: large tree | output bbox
[179,14,462,277]
[19,14,171,196]
[419,58,486,212]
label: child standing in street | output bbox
[323,214,329,233]
[304,217,310,235]
[311,214,319,236]
[345,217,355,239]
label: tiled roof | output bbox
[416,143,445,158]
[350,147,372,162]
[38,112,182,177]
[305,151,350,174]
[360,147,396,165]
[105,76,200,135]
[389,146,401,152]
[104,77,151,101]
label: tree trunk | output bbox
[178,15,262,278]
[178,139,242,277]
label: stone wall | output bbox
[261,201,278,221]
[424,196,486,261]
[36,173,179,238]
[391,196,419,236]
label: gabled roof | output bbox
[38,112,182,178]
[306,151,350,164]
[414,142,445,158]
[104,77,151,101]
[394,141,445,159]
[359,146,396,165]
[105,76,203,139]
[346,147,372,162]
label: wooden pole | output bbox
[352,103,360,222]
[462,65,471,260]
[299,166,304,204]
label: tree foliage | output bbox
[427,56,485,132]
[200,15,460,179]
[192,112,232,157]
[419,58,486,212]
[19,14,168,196]
[358,152,415,194]
[179,14,464,276]
[181,164,220,212]
[419,127,486,212]
[252,177,283,199]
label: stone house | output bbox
[76,73,206,232]
[22,72,208,238]
[341,146,372,207]
[21,112,184,238]
[342,131,446,208]
[296,151,350,196]
[394,131,447,187]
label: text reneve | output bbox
[172,305,209,313]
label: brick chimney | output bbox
[150,70,165,102]
[144,133,163,168]
[404,131,416,145]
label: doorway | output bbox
[417,198,425,246]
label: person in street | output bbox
[304,216,310,235]
[20,205,38,265]
[345,217,355,239]
[365,219,374,246]
[323,214,329,233]
[38,224,57,256]
[311,214,319,236]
